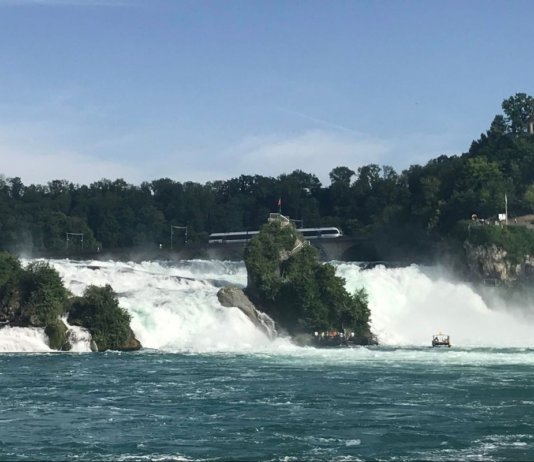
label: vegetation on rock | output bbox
[18,261,70,326]
[244,220,371,337]
[68,284,139,351]
[0,252,140,351]
[45,320,70,351]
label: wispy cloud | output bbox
[0,0,129,6]
[276,107,365,137]
[205,130,391,185]
[0,142,141,185]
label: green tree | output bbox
[502,93,534,134]
[68,284,132,351]
[18,262,69,326]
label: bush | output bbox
[68,284,132,351]
[0,252,23,318]
[45,320,70,350]
[18,262,69,326]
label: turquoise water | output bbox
[2,347,534,461]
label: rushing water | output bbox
[1,259,534,461]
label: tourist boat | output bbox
[432,333,451,348]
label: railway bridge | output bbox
[203,236,373,262]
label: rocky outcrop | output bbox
[464,242,534,283]
[217,285,276,338]
[116,327,142,351]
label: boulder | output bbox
[217,285,276,338]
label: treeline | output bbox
[1,93,534,258]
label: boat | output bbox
[432,333,451,348]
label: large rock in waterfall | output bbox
[229,214,374,344]
[217,285,276,338]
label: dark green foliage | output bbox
[68,285,132,351]
[45,320,70,350]
[0,93,532,264]
[462,221,534,264]
[18,262,69,326]
[244,221,371,336]
[502,93,534,134]
[0,252,23,319]
[0,252,137,351]
[244,222,297,301]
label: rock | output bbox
[117,328,142,351]
[243,217,373,340]
[217,285,276,338]
[464,242,534,283]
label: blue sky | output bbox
[0,0,533,186]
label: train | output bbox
[208,227,343,244]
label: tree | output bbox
[68,284,133,351]
[18,262,70,326]
[329,166,355,187]
[502,93,534,134]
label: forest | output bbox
[1,93,534,259]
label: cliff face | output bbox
[464,242,534,283]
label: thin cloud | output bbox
[216,130,391,185]
[0,0,129,6]
[276,107,365,136]
[0,143,142,185]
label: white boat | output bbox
[432,333,451,348]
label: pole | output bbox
[505,193,508,225]
[171,225,187,249]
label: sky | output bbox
[0,0,533,187]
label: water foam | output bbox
[337,263,534,347]
[49,259,281,353]
[61,316,92,352]
[0,326,51,353]
[4,258,534,353]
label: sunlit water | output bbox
[1,259,534,461]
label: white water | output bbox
[2,259,534,353]
[61,316,92,352]
[0,326,51,352]
[337,263,534,347]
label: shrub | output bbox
[18,262,69,326]
[45,320,70,350]
[68,284,132,351]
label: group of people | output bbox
[314,331,356,339]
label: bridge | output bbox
[202,236,373,262]
[37,236,386,263]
